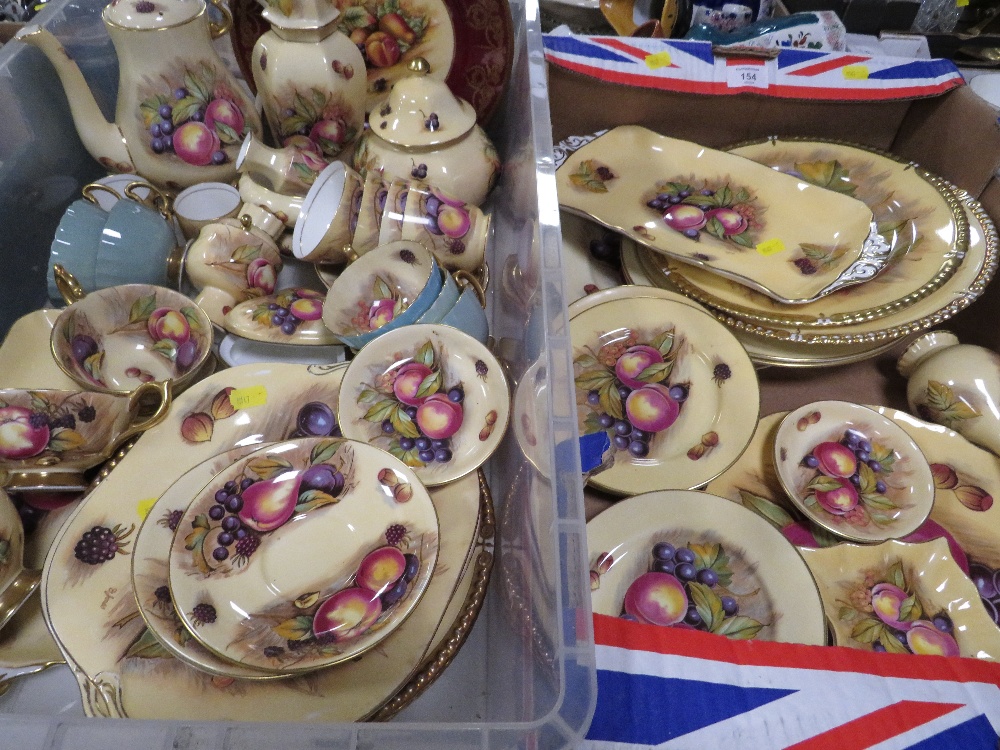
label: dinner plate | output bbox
[800,538,1000,659]
[570,295,759,495]
[556,126,885,304]
[167,438,439,673]
[670,139,969,327]
[229,0,514,123]
[586,490,826,645]
[338,324,509,487]
[773,402,934,544]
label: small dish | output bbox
[338,324,510,487]
[773,401,934,544]
[800,538,1000,659]
[586,490,826,645]
[223,288,337,346]
[321,241,443,350]
[218,335,347,368]
[570,294,758,496]
[50,284,213,395]
[0,383,171,491]
[556,126,886,304]
[167,437,439,673]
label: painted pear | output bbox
[237,471,302,533]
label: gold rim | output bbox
[103,2,208,32]
[666,137,970,327]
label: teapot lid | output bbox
[370,58,477,148]
[259,0,340,31]
[104,0,204,29]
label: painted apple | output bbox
[379,11,416,44]
[416,393,464,439]
[0,406,49,460]
[436,205,472,239]
[356,546,406,596]
[871,583,912,631]
[614,345,663,390]
[368,298,396,330]
[312,587,381,642]
[707,207,749,236]
[365,31,401,68]
[813,441,858,478]
[662,204,707,231]
[173,121,222,166]
[432,188,466,209]
[906,621,960,657]
[147,308,191,344]
[392,362,433,406]
[246,258,277,294]
[625,384,680,433]
[623,572,688,626]
[237,470,301,532]
[290,297,323,321]
[310,119,348,152]
[814,477,859,515]
[204,98,245,136]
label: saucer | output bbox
[774,402,934,543]
[168,438,439,673]
[223,288,337,345]
[556,126,885,304]
[800,538,1000,658]
[587,490,826,645]
[570,295,758,495]
[338,324,510,487]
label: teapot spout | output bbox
[15,25,134,173]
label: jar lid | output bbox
[259,0,340,31]
[104,0,203,30]
[369,58,477,148]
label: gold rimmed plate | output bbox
[669,138,969,327]
[587,490,826,645]
[556,126,886,305]
[570,294,759,495]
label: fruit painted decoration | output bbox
[623,572,687,626]
[250,288,324,336]
[0,406,51,460]
[870,582,912,631]
[646,180,760,249]
[276,87,358,159]
[312,587,381,642]
[350,274,409,333]
[575,327,701,460]
[359,340,464,468]
[340,3,428,70]
[237,471,302,533]
[969,562,1000,627]
[906,621,960,657]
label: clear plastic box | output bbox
[0,0,597,744]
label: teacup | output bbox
[440,272,489,344]
[50,284,213,395]
[292,161,363,264]
[413,268,460,325]
[377,178,410,245]
[322,241,443,350]
[352,172,387,255]
[400,182,489,273]
[238,174,303,226]
[47,190,108,302]
[184,215,284,326]
[236,134,328,197]
[238,202,286,240]
[173,182,243,239]
[0,382,171,491]
[89,175,153,211]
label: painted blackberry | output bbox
[595,166,615,181]
[399,248,416,264]
[190,602,216,626]
[74,524,133,565]
[134,0,155,11]
[158,509,183,532]
[379,103,391,117]
[385,523,407,547]
[286,638,308,651]
[234,531,261,566]
[793,257,817,275]
[28,412,48,429]
[475,360,488,379]
[262,645,285,657]
[77,405,96,423]
[154,585,171,604]
[52,413,76,430]
[448,239,466,255]
[713,363,732,385]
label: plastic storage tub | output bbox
[0,0,597,745]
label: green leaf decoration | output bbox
[184,524,211,574]
[29,393,50,414]
[373,277,393,300]
[415,370,442,399]
[716,185,733,207]
[184,70,211,103]
[688,581,725,632]
[574,353,599,369]
[84,351,104,383]
[129,294,158,324]
[358,388,380,404]
[48,429,86,452]
[650,329,674,356]
[124,628,172,660]
[583,411,607,436]
[881,630,909,654]
[858,462,877,494]
[575,368,614,392]
[310,88,327,110]
[276,289,296,308]
[838,605,859,623]
[294,91,319,122]
[569,160,610,193]
[292,162,319,184]
[598,380,624,421]
[251,305,273,326]
[295,489,340,513]
[887,561,906,590]
[247,455,294,480]
[215,121,241,145]
[899,594,922,622]
[231,245,263,264]
[795,159,856,196]
[172,97,202,126]
[309,439,341,466]
[363,399,397,423]
[192,514,211,530]
[862,493,897,511]
[690,542,732,587]
[850,617,885,644]
[415,341,435,368]
[870,442,896,470]
[140,94,168,128]
[704,217,726,239]
[280,114,313,138]
[274,615,314,641]
[807,475,844,493]
[391,405,420,439]
[924,380,981,425]
[737,489,795,530]
[734,188,751,203]
[811,524,841,547]
[729,232,755,249]
[152,338,178,361]
[636,361,672,384]
[715,615,764,640]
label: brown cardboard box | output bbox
[548,64,1000,418]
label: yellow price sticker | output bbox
[755,238,786,257]
[137,498,158,520]
[842,65,870,80]
[229,385,268,410]
[645,51,672,70]
[957,0,969,6]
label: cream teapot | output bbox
[16,0,262,189]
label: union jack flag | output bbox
[585,614,1000,749]
[543,36,964,101]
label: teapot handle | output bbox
[209,0,233,39]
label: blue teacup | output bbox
[440,278,488,344]
[47,196,108,301]
[414,269,460,325]
[93,184,179,290]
